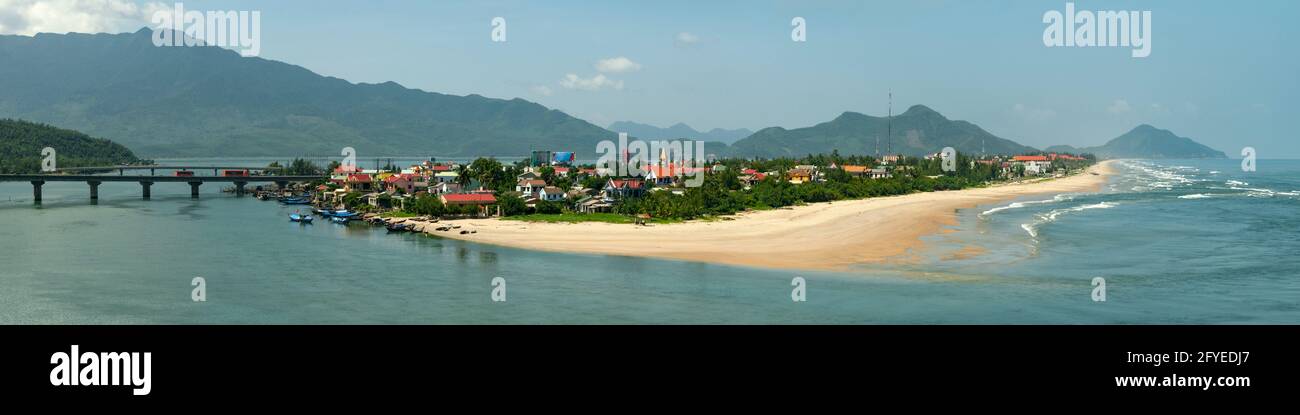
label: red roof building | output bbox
[1012,155,1049,162]
[440,193,497,205]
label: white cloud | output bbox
[594,56,641,73]
[674,31,698,46]
[529,85,553,96]
[1106,99,1132,114]
[0,0,168,36]
[559,73,623,91]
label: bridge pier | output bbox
[31,180,44,204]
[140,181,153,199]
[88,180,101,200]
[189,181,202,198]
[234,181,248,196]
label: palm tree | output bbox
[455,164,471,187]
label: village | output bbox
[289,148,1095,231]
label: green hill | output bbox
[0,29,617,158]
[0,119,141,173]
[1054,125,1226,159]
[726,105,1038,158]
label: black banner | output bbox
[3,325,1293,403]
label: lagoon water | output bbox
[1,158,1297,323]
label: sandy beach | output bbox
[428,160,1118,272]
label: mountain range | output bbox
[726,105,1038,158]
[1045,125,1227,159]
[1,29,1224,162]
[607,121,753,144]
[0,28,618,157]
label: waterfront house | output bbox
[603,179,645,199]
[383,173,419,194]
[539,186,566,202]
[432,182,463,195]
[441,193,499,216]
[788,168,813,184]
[345,174,374,192]
[738,172,767,188]
[1012,155,1051,175]
[516,179,546,196]
[435,171,459,184]
[575,195,614,213]
[644,164,678,187]
[841,165,869,178]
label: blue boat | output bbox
[331,210,356,218]
[280,198,310,205]
[289,213,314,223]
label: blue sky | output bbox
[4,0,1297,156]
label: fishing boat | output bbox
[386,222,413,233]
[331,210,356,218]
[331,216,349,224]
[289,213,314,223]
[280,197,310,205]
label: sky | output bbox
[1,0,1296,157]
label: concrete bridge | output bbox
[53,165,286,175]
[0,171,323,203]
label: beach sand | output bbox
[428,160,1118,272]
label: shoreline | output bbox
[424,160,1119,272]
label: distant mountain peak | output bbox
[832,111,868,122]
[901,104,942,118]
[1052,124,1225,159]
[728,105,1037,158]
[607,120,753,144]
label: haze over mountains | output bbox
[0,28,617,157]
[0,29,1225,161]
[727,105,1039,158]
[607,121,752,144]
[1045,125,1227,159]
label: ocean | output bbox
[1,158,1297,323]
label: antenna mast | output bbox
[887,90,892,161]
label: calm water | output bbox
[1,158,1297,324]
